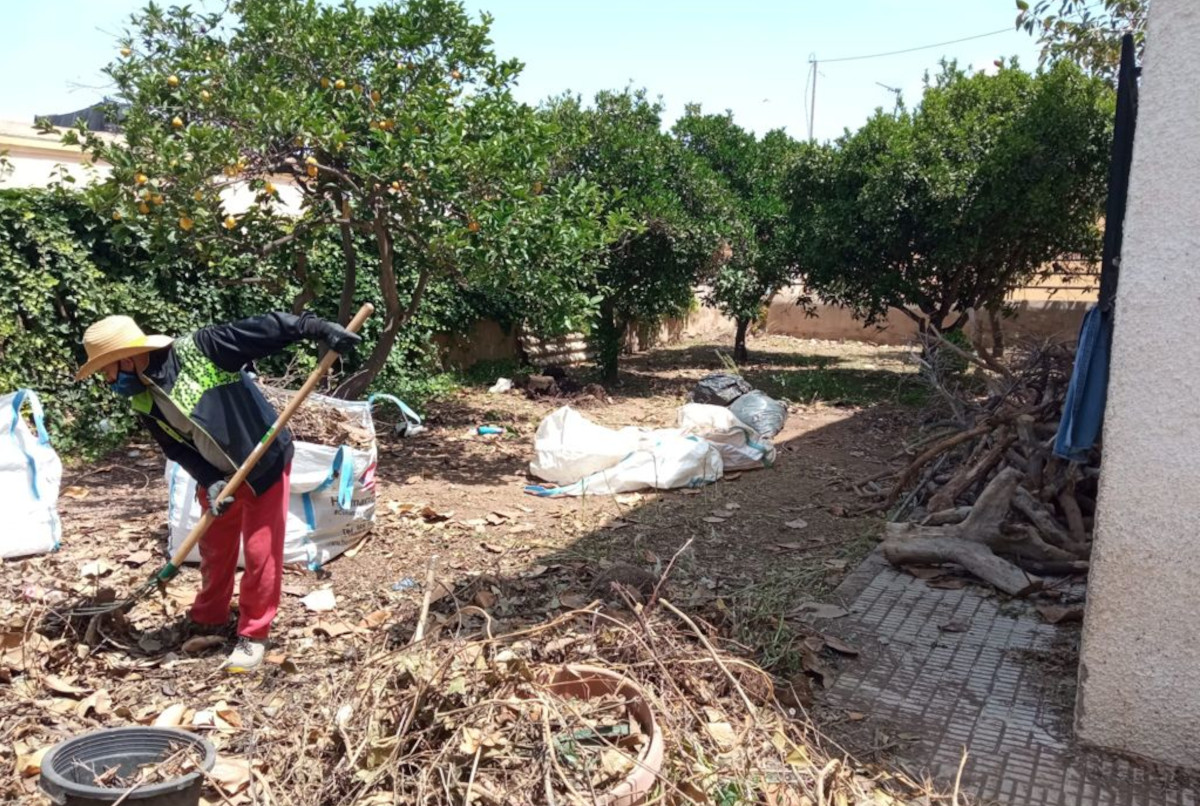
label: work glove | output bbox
[206,480,235,518]
[318,320,362,356]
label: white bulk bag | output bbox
[167,390,382,570]
[676,403,775,471]
[527,407,722,497]
[0,389,62,559]
[529,406,641,485]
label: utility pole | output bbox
[808,55,818,141]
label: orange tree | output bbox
[674,107,801,361]
[64,0,610,397]
[545,89,737,380]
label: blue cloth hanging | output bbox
[1054,305,1113,462]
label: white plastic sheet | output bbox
[527,406,722,497]
[676,403,775,471]
[167,389,381,569]
[0,389,62,559]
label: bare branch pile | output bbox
[856,335,1096,595]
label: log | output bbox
[927,428,1014,513]
[882,468,1042,596]
[1013,488,1088,557]
[881,417,1015,509]
[1057,485,1088,545]
[921,506,972,526]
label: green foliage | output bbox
[787,60,1113,333]
[674,109,802,359]
[66,0,610,398]
[1016,0,1147,82]
[0,188,286,456]
[545,88,732,378]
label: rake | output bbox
[46,303,374,627]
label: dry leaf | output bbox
[480,542,505,554]
[62,485,90,499]
[182,635,225,654]
[485,512,509,525]
[155,703,188,727]
[557,593,590,610]
[359,610,391,629]
[702,516,727,524]
[939,620,970,633]
[78,689,113,718]
[927,576,968,590]
[473,589,499,609]
[215,701,243,731]
[123,549,153,567]
[847,711,867,721]
[703,721,737,751]
[508,523,536,535]
[420,506,451,522]
[44,675,89,697]
[1036,604,1084,624]
[600,747,633,777]
[17,746,49,777]
[79,560,114,579]
[775,542,810,551]
[791,602,849,620]
[300,588,337,612]
[210,757,252,795]
[313,621,355,638]
[784,518,809,530]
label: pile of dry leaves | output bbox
[3,545,942,806]
[258,384,374,450]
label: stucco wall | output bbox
[1075,0,1200,769]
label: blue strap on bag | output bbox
[10,389,51,500]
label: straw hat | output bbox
[76,316,174,380]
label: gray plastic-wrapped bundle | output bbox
[690,373,752,406]
[729,390,788,438]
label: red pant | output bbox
[191,465,290,640]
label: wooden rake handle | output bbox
[158,303,374,579]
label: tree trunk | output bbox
[290,252,315,315]
[333,213,426,399]
[335,193,359,326]
[596,298,621,383]
[733,317,750,363]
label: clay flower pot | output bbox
[541,664,665,806]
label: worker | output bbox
[75,312,361,672]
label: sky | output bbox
[1,1,1043,142]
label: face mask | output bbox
[110,370,146,397]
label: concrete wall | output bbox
[1076,0,1200,769]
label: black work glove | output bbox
[318,320,362,355]
[206,480,235,517]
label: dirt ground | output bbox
[1,334,926,803]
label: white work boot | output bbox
[221,637,266,673]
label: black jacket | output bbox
[131,312,328,495]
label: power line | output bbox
[819,27,1012,64]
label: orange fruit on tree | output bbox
[320,77,330,89]
[167,75,180,88]
[135,173,148,185]
[138,202,150,215]
[467,220,480,233]
[200,90,211,102]
[335,79,346,90]
[265,181,276,194]
[193,190,204,202]
[305,155,318,166]
[152,194,164,205]
[112,211,123,221]
[223,215,237,230]
[306,164,319,178]
[120,48,132,57]
[370,90,381,104]
[450,69,463,81]
[179,216,194,230]
[171,116,184,129]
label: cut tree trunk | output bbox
[733,317,750,363]
[882,468,1043,596]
